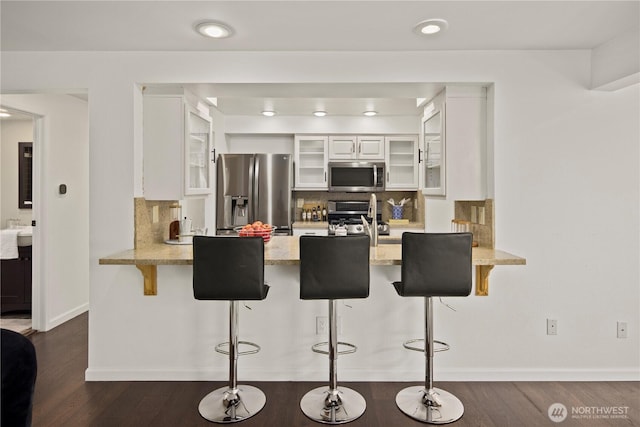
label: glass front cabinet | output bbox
[185,106,213,195]
[294,135,329,190]
[422,101,446,196]
[384,135,419,190]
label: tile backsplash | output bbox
[134,198,178,248]
[293,190,424,223]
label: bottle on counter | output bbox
[312,207,317,221]
[322,205,327,221]
[302,209,306,222]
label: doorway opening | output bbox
[0,106,39,335]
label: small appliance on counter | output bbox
[327,200,389,236]
[168,203,182,241]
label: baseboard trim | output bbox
[46,302,88,331]
[84,367,640,382]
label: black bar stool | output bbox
[392,232,472,424]
[299,235,370,424]
[193,236,270,424]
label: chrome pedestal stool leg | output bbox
[198,301,266,423]
[300,300,366,424]
[395,297,464,424]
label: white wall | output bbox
[1,94,89,331]
[2,50,637,380]
[226,134,294,154]
[1,119,34,227]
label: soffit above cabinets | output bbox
[150,82,453,117]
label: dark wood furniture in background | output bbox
[1,245,32,313]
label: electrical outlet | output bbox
[297,198,304,208]
[316,316,328,335]
[617,321,628,339]
[547,319,558,335]
[152,205,159,223]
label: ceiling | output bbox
[0,107,35,122]
[2,1,638,116]
[2,1,637,52]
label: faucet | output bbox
[367,193,378,247]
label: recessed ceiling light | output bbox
[0,109,11,118]
[363,111,378,117]
[262,110,276,117]
[414,19,449,35]
[195,21,233,39]
[313,111,327,117]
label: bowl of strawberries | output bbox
[235,221,275,243]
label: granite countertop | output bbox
[99,235,525,267]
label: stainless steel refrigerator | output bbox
[216,153,293,235]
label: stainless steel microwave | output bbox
[328,162,385,192]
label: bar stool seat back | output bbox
[300,236,370,300]
[393,233,472,297]
[193,236,269,301]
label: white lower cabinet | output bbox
[389,227,425,237]
[293,227,328,237]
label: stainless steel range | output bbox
[327,200,389,236]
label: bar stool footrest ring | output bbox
[215,341,261,356]
[311,341,357,355]
[403,338,449,353]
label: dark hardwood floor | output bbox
[27,313,638,426]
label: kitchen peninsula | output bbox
[94,199,525,382]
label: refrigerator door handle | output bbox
[252,155,260,222]
[248,156,255,223]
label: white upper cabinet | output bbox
[421,86,487,200]
[356,136,385,159]
[385,135,419,190]
[328,135,385,160]
[422,100,445,196]
[143,94,213,200]
[328,136,357,159]
[294,135,329,190]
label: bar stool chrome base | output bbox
[300,386,366,424]
[198,385,266,423]
[395,386,464,424]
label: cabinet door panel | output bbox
[1,260,24,305]
[357,136,385,159]
[294,136,328,189]
[385,136,419,190]
[329,136,356,160]
[184,106,212,196]
[422,108,446,196]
